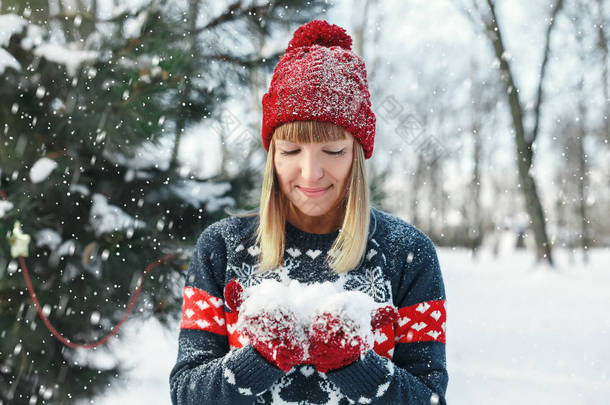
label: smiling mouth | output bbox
[298,186,332,192]
[297,185,333,198]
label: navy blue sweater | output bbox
[169,206,448,404]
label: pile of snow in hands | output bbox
[235,279,390,360]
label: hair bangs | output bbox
[272,120,348,145]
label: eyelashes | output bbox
[280,150,346,156]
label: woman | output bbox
[170,20,448,405]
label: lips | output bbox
[297,185,332,198]
[299,186,331,192]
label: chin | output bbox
[300,208,330,217]
[296,200,338,217]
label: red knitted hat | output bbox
[261,20,376,159]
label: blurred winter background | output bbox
[1,0,609,404]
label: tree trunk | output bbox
[576,62,590,265]
[410,155,423,228]
[467,58,485,255]
[597,0,610,144]
[576,116,590,264]
[482,0,558,265]
[470,110,483,254]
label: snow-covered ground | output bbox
[443,246,610,404]
[75,245,610,405]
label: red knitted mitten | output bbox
[306,304,399,373]
[226,279,306,372]
[239,308,306,373]
[306,312,366,373]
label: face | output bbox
[274,135,354,218]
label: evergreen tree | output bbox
[0,0,330,403]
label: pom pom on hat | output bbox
[286,20,352,52]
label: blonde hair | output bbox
[227,120,371,274]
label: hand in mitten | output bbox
[306,304,399,373]
[306,312,365,373]
[225,278,307,373]
[240,307,306,372]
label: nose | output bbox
[300,149,324,182]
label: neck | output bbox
[287,203,344,234]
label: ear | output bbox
[370,305,399,330]
[224,278,245,312]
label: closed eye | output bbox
[280,149,345,156]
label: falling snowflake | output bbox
[344,265,391,302]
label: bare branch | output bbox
[451,0,488,34]
[49,5,148,25]
[193,1,274,35]
[530,0,564,144]
[484,0,526,146]
[200,50,284,68]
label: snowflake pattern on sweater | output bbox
[169,207,448,405]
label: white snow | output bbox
[170,179,235,211]
[0,13,27,47]
[55,239,77,258]
[0,199,14,218]
[71,247,609,405]
[29,157,58,183]
[102,141,171,171]
[0,47,20,74]
[124,10,148,38]
[236,279,388,357]
[0,13,94,76]
[89,193,146,237]
[442,247,610,404]
[34,228,62,251]
[71,317,178,405]
[109,0,151,19]
[20,24,44,51]
[69,183,91,196]
[33,42,98,77]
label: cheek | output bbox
[334,158,353,183]
[274,155,292,173]
[274,158,292,188]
